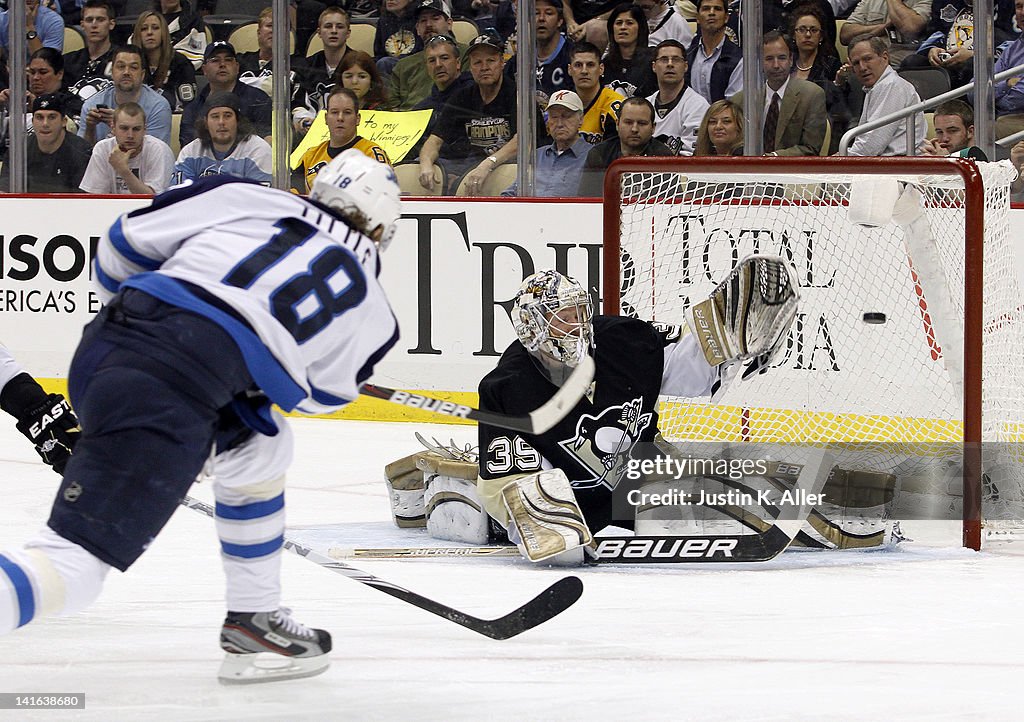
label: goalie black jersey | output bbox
[478,315,673,495]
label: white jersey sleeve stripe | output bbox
[108,216,163,270]
[92,257,120,302]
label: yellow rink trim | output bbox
[37,378,1023,439]
[660,402,965,443]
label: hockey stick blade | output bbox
[180,495,582,639]
[360,355,594,434]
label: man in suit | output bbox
[731,31,827,156]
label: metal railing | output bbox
[839,62,1024,156]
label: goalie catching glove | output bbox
[0,373,80,475]
[685,255,800,368]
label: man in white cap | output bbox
[503,90,590,197]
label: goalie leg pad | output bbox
[384,452,429,528]
[793,468,898,550]
[633,440,899,550]
[421,455,488,544]
[501,469,592,562]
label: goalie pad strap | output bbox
[425,474,490,545]
[384,451,430,528]
[501,469,592,562]
[416,455,479,481]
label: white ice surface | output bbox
[2,418,1023,721]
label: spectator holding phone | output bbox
[79,45,172,146]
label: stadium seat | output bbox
[171,113,182,157]
[64,26,85,53]
[899,67,951,104]
[452,20,478,45]
[455,163,517,196]
[228,22,295,54]
[835,20,847,63]
[228,23,259,53]
[924,112,934,141]
[308,22,375,56]
[995,113,1024,139]
[395,162,446,196]
[820,118,831,156]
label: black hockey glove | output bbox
[0,374,80,475]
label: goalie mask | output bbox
[513,271,594,380]
[309,149,401,251]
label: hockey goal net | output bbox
[602,156,1023,550]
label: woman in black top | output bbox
[789,6,849,154]
[135,11,197,113]
[600,3,656,98]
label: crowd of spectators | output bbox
[0,0,1021,197]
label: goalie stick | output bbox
[331,450,833,564]
[179,495,582,639]
[359,355,595,434]
[589,448,834,563]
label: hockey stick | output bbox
[179,495,583,640]
[359,355,595,434]
[587,449,834,563]
[330,451,833,564]
[329,545,521,559]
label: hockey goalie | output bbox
[385,258,902,563]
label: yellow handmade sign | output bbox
[289,109,433,168]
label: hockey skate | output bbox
[218,608,332,684]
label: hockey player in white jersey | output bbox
[0,150,401,684]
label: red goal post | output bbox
[602,156,1019,550]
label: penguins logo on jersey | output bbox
[71,77,113,102]
[306,160,329,181]
[558,397,652,490]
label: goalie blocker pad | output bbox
[501,469,593,562]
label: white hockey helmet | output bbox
[309,149,401,250]
[513,270,594,369]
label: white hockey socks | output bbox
[213,480,286,613]
[0,527,110,634]
[210,415,293,613]
[501,469,592,563]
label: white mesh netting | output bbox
[613,161,1024,532]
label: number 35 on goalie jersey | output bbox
[92,177,399,416]
[478,316,717,489]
